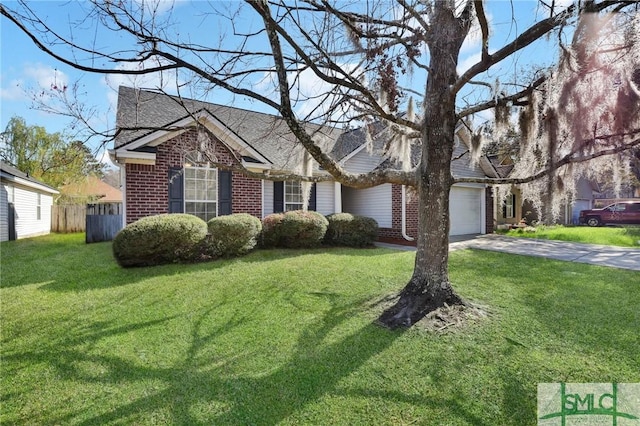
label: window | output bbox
[503,193,515,219]
[7,185,14,204]
[36,193,41,220]
[609,203,626,212]
[285,181,303,211]
[184,166,217,221]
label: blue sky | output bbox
[0,0,567,165]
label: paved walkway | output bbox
[376,234,640,272]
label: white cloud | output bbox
[133,0,186,15]
[457,52,482,76]
[469,109,494,129]
[535,0,574,19]
[25,64,69,91]
[0,64,69,101]
[461,10,493,54]
[288,64,364,123]
[0,79,25,101]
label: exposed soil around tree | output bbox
[371,294,490,333]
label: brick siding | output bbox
[485,186,495,233]
[125,129,262,223]
[378,184,494,244]
[377,184,419,243]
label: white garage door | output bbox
[449,186,482,235]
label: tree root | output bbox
[376,285,465,330]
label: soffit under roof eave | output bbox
[118,112,271,166]
[243,162,271,173]
[0,173,60,194]
[112,149,157,165]
[113,149,273,171]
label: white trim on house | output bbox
[261,179,265,219]
[480,188,487,234]
[333,182,342,214]
[113,111,272,168]
[242,162,271,172]
[401,185,415,241]
[0,171,59,195]
[120,164,127,226]
[111,150,157,165]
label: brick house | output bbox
[111,86,493,243]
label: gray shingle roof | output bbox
[115,86,340,171]
[486,155,515,178]
[115,86,487,179]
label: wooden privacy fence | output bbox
[52,204,86,233]
[86,203,123,243]
[52,203,123,243]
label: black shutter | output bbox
[218,170,232,216]
[308,183,317,211]
[168,167,184,213]
[274,181,284,213]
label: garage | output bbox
[449,185,484,235]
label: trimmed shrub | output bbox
[207,213,262,257]
[324,213,379,247]
[113,214,208,267]
[260,213,285,248]
[261,210,329,248]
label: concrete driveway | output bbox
[377,234,640,272]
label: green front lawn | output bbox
[1,234,639,425]
[501,225,640,247]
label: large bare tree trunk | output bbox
[378,7,467,329]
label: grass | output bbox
[501,225,640,247]
[1,233,639,425]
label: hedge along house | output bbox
[111,86,493,241]
[1,162,59,241]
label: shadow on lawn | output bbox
[9,295,398,424]
[4,291,491,425]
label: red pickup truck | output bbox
[579,201,640,226]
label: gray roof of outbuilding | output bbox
[0,162,59,193]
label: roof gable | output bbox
[114,86,338,171]
[114,86,488,179]
[0,162,60,194]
